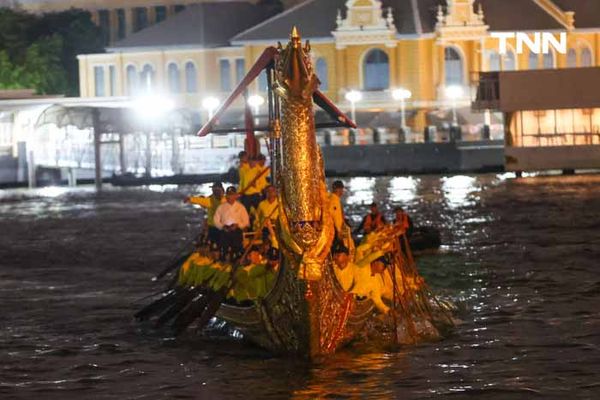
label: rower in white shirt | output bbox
[214,186,250,258]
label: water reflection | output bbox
[291,352,402,399]
[441,175,478,208]
[345,177,375,205]
[36,186,70,198]
[388,176,418,204]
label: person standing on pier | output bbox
[184,182,225,245]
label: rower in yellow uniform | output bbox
[255,154,271,195]
[184,181,225,245]
[329,180,354,253]
[239,157,263,213]
[254,185,279,248]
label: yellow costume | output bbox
[188,195,225,227]
[254,166,270,194]
[329,192,344,236]
[239,165,262,196]
[333,264,354,291]
[255,198,279,227]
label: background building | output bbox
[77,0,600,139]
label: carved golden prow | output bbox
[275,28,333,280]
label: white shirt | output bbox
[213,201,250,229]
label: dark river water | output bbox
[1,173,599,399]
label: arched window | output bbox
[316,57,328,91]
[528,51,538,70]
[185,62,197,93]
[258,70,268,92]
[167,63,180,93]
[567,48,577,67]
[488,51,501,71]
[219,59,231,91]
[140,64,155,93]
[581,47,593,67]
[126,65,138,96]
[235,59,245,84]
[504,51,516,71]
[94,66,105,97]
[542,51,554,69]
[363,49,390,91]
[444,47,464,85]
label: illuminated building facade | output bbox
[76,0,600,136]
[474,67,600,172]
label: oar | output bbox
[171,204,279,334]
[152,232,203,281]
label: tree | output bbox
[0,7,104,95]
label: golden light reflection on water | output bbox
[291,352,409,399]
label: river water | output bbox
[1,173,599,399]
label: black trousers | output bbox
[207,226,220,245]
[240,193,261,212]
[219,228,243,257]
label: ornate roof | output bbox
[232,0,598,43]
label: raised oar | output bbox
[134,289,177,321]
[152,231,203,281]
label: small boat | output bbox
[409,226,442,252]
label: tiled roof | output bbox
[110,2,276,50]
[475,0,563,31]
[233,0,579,43]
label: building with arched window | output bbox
[363,49,390,91]
[184,62,197,93]
[316,58,328,91]
[167,63,180,93]
[77,0,600,134]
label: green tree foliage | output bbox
[0,7,104,95]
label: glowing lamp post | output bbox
[247,94,265,116]
[345,90,362,125]
[133,95,175,119]
[202,96,220,120]
[132,95,175,180]
[392,88,412,131]
[445,85,464,126]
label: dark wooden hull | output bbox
[217,259,373,358]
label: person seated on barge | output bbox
[355,202,386,235]
[213,186,250,259]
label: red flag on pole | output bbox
[243,91,258,158]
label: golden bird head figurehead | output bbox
[275,27,319,100]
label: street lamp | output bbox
[345,90,362,124]
[133,95,175,120]
[202,96,220,120]
[392,88,412,131]
[445,85,464,126]
[247,94,265,116]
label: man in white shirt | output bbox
[214,186,250,258]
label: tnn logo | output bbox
[491,32,567,55]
